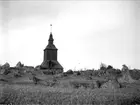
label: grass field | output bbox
[0,65,140,105]
[0,73,140,105]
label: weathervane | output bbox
[50,24,52,33]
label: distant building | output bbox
[40,25,63,74]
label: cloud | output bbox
[0,1,75,30]
[0,0,140,70]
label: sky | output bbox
[0,0,140,71]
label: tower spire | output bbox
[49,24,54,45]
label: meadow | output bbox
[0,63,140,105]
[0,83,140,105]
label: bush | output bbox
[122,64,129,71]
[100,63,107,70]
[16,61,24,68]
[2,63,10,69]
[74,71,81,76]
[107,65,113,69]
[66,69,73,75]
[130,69,140,80]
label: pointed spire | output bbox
[49,34,53,41]
[49,24,54,44]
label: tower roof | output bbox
[41,60,63,69]
[44,26,57,50]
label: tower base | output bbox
[40,60,63,75]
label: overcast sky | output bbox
[0,0,140,70]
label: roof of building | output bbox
[45,44,57,50]
[41,60,63,69]
[44,32,58,50]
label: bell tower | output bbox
[40,24,63,74]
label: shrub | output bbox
[100,63,107,70]
[107,65,113,69]
[130,69,140,80]
[16,61,24,68]
[96,70,106,77]
[122,64,129,71]
[66,69,73,75]
[2,63,10,69]
[74,71,81,76]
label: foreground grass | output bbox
[0,84,140,105]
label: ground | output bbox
[0,69,140,105]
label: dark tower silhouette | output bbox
[40,24,63,74]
